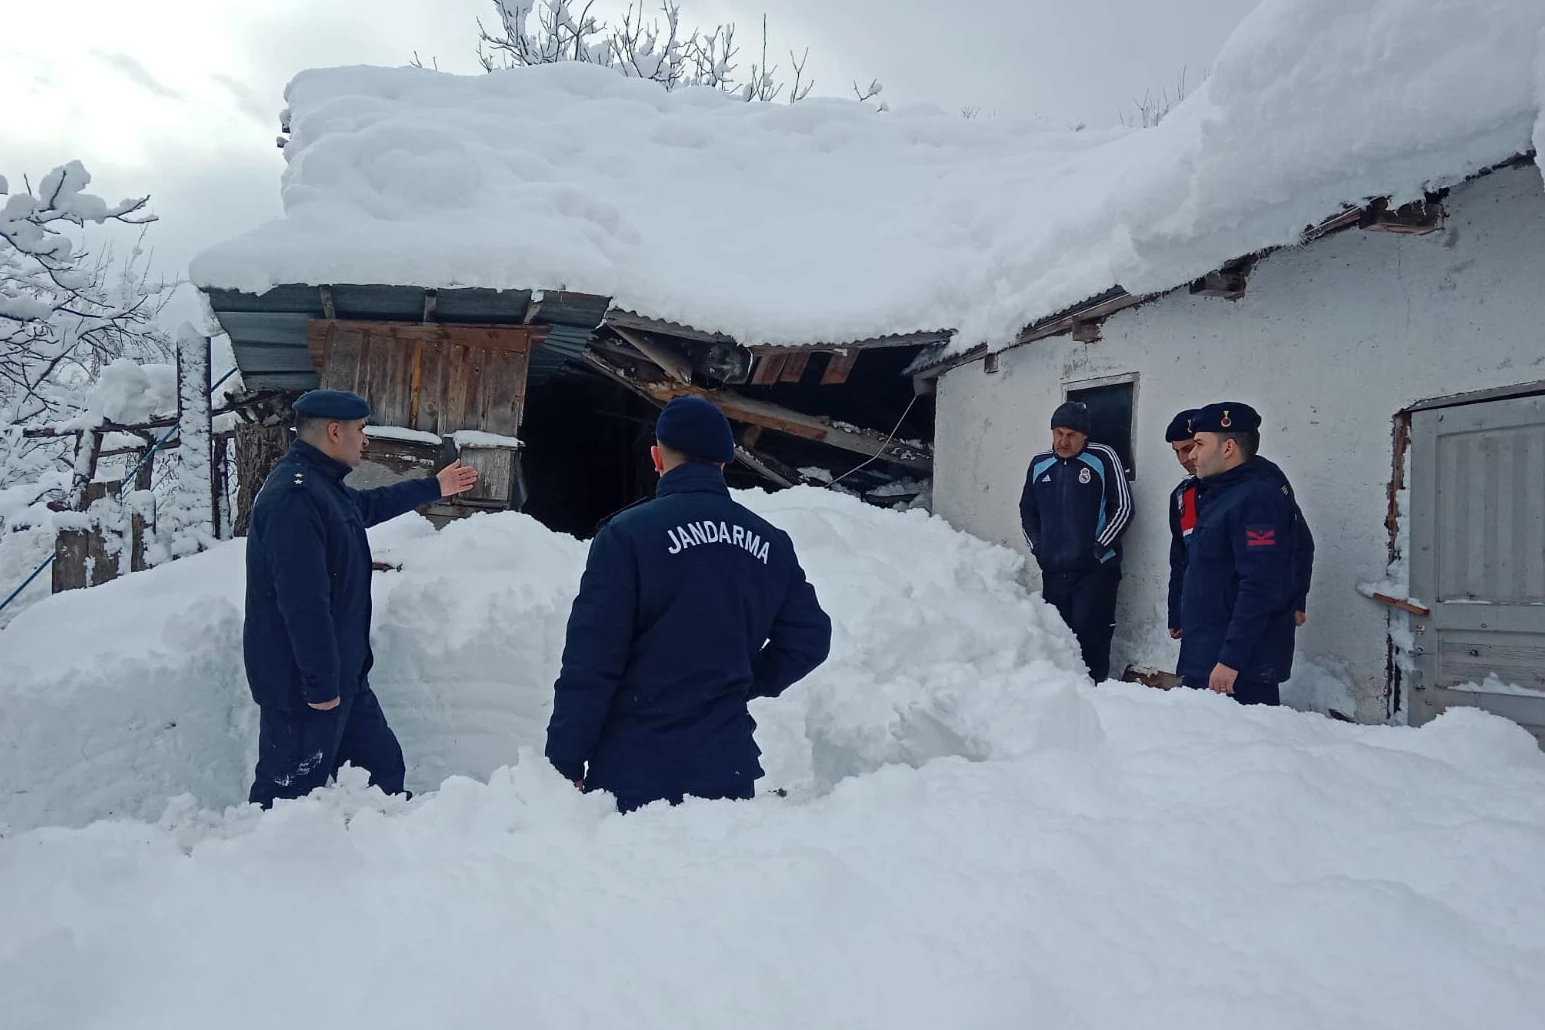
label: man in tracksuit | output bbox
[1165,408,1315,641]
[546,396,832,812]
[1020,400,1134,682]
[1178,402,1305,706]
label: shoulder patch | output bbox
[1245,524,1278,548]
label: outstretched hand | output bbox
[437,459,479,497]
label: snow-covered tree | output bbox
[474,1,865,105]
[0,162,174,515]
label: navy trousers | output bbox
[248,685,407,807]
[1182,678,1281,706]
[1041,563,1122,682]
[609,783,756,814]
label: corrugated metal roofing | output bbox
[204,284,608,393]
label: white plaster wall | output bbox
[933,164,1545,722]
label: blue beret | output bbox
[1190,402,1261,434]
[293,389,370,420]
[655,396,735,464]
[1165,409,1199,442]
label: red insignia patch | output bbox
[1245,526,1276,548]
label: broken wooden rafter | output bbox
[320,286,336,321]
[609,324,692,383]
[581,350,931,472]
[522,295,543,324]
[421,289,438,323]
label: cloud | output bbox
[89,49,185,102]
[211,73,276,127]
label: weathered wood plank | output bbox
[821,350,859,385]
[445,344,471,430]
[778,351,810,383]
[416,338,446,433]
[459,446,515,505]
[751,353,789,386]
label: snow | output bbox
[452,429,523,448]
[4,486,1545,1027]
[1452,674,1545,699]
[144,325,215,565]
[78,359,176,427]
[191,1,1545,350]
[364,425,441,446]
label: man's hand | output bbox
[1295,610,1307,627]
[573,780,585,791]
[1208,663,1238,695]
[437,460,479,497]
[1169,628,1183,640]
[308,697,341,711]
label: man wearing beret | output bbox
[545,395,832,813]
[1165,408,1315,642]
[243,389,479,807]
[1020,400,1134,682]
[1179,402,1309,705]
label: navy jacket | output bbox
[1166,457,1314,631]
[545,462,832,802]
[1177,458,1304,684]
[243,440,442,711]
[1020,442,1133,573]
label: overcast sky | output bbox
[2,0,1252,321]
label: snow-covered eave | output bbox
[909,150,1541,380]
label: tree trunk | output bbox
[233,423,291,537]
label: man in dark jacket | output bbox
[1178,402,1304,706]
[1166,409,1314,640]
[1019,400,1134,682]
[545,396,832,813]
[244,389,478,807]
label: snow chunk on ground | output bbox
[191,0,1545,349]
[5,486,1545,1027]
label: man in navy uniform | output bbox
[1166,407,1314,642]
[1164,409,1202,640]
[545,396,832,813]
[1019,400,1134,682]
[243,388,479,807]
[1178,402,1307,706]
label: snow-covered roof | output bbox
[189,0,1545,353]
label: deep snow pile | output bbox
[190,0,1545,349]
[4,488,1545,1028]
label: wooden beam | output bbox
[422,289,437,323]
[821,349,859,385]
[1368,592,1432,617]
[732,444,798,488]
[581,351,932,471]
[522,295,543,324]
[609,324,692,383]
[319,286,336,321]
[1071,320,1103,343]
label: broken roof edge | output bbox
[906,150,1542,380]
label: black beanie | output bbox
[1050,401,1092,436]
[1165,409,1199,442]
